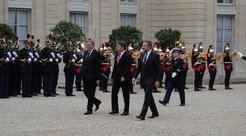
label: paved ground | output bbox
[0,84,246,136]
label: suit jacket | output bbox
[134,50,162,86]
[82,49,101,80]
[111,51,132,81]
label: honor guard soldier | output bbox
[163,48,172,89]
[100,45,111,93]
[0,37,9,99]
[63,40,76,96]
[8,39,19,97]
[75,43,83,92]
[180,45,189,89]
[41,40,56,97]
[19,40,34,98]
[223,43,233,90]
[159,48,185,106]
[51,41,62,95]
[198,42,206,89]
[128,45,137,94]
[207,45,217,91]
[192,47,202,91]
[32,39,42,94]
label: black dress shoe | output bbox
[49,94,56,97]
[66,94,76,96]
[95,101,101,112]
[209,88,216,91]
[159,100,167,106]
[84,111,92,115]
[102,90,110,93]
[194,88,202,91]
[199,86,206,89]
[136,115,145,120]
[129,91,137,94]
[225,87,233,90]
[152,90,161,93]
[109,111,119,114]
[180,104,185,106]
[184,87,189,89]
[147,114,159,119]
[121,112,129,116]
[55,93,59,95]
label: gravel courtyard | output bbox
[0,84,246,136]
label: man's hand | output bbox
[121,77,125,82]
[96,80,100,86]
[155,81,160,88]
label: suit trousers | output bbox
[83,76,101,112]
[140,85,158,117]
[111,80,129,113]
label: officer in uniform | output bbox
[159,48,185,106]
[223,44,233,90]
[41,40,55,97]
[0,38,9,99]
[19,40,33,98]
[8,39,19,97]
[207,45,217,91]
[52,42,62,95]
[63,41,76,96]
[192,48,202,91]
[32,39,42,94]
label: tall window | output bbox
[69,11,88,34]
[120,0,135,3]
[120,13,137,26]
[216,15,234,53]
[8,8,31,45]
[217,0,234,4]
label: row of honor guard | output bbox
[0,34,63,98]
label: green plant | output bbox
[50,21,85,47]
[155,28,181,50]
[0,23,15,40]
[109,26,142,51]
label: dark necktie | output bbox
[143,53,147,63]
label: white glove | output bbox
[28,57,32,62]
[172,72,177,78]
[29,52,34,58]
[72,59,75,63]
[56,53,62,59]
[35,52,40,58]
[7,52,12,58]
[12,51,18,57]
[34,58,37,62]
[51,52,55,58]
[55,58,59,62]
[49,58,53,62]
[11,57,16,61]
[6,57,10,62]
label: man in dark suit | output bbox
[82,40,102,115]
[109,41,132,116]
[133,40,162,120]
